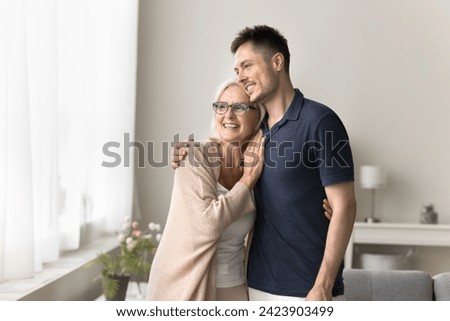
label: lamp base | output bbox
[365,217,380,223]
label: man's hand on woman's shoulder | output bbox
[171,136,200,169]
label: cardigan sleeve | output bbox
[172,143,255,240]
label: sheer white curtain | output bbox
[0,0,138,283]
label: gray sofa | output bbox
[343,269,450,301]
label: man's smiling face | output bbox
[234,42,278,104]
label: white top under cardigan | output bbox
[215,182,256,288]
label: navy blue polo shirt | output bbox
[247,89,354,297]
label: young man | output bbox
[173,25,356,301]
[231,25,356,301]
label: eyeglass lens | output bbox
[213,102,249,115]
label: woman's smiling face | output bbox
[215,84,260,145]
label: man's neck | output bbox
[263,83,295,129]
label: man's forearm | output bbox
[315,201,356,290]
[308,182,356,300]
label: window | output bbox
[0,0,139,284]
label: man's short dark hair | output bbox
[231,25,290,72]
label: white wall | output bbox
[135,0,450,268]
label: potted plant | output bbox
[90,217,161,300]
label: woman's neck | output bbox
[219,141,243,170]
[218,141,244,190]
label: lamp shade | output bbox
[360,165,387,189]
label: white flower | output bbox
[156,233,162,242]
[127,240,137,252]
[148,223,161,232]
[117,233,126,243]
[125,237,134,245]
[148,222,157,231]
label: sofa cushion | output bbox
[343,269,433,301]
[433,272,450,301]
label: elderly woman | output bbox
[146,79,265,301]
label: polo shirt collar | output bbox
[266,88,304,129]
[281,88,304,124]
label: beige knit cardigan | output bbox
[146,141,255,300]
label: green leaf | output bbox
[103,276,119,299]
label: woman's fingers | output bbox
[323,199,333,220]
[243,130,264,168]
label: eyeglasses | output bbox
[212,102,257,115]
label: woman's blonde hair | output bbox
[210,79,265,138]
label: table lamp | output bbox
[360,165,387,223]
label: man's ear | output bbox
[272,53,284,72]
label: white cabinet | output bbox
[345,222,450,269]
